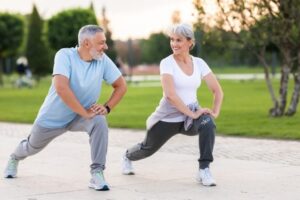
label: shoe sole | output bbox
[122,171,135,175]
[89,183,110,191]
[5,175,16,179]
[196,177,217,187]
[202,182,217,187]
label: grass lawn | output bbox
[0,75,299,140]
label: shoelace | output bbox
[94,172,106,184]
[8,159,18,170]
[203,168,213,180]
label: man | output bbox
[3,25,127,191]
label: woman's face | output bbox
[170,33,192,55]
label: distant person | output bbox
[4,25,127,191]
[16,56,27,75]
[121,23,223,186]
[15,56,33,88]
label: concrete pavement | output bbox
[0,122,299,200]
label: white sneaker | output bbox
[122,153,134,175]
[4,157,19,178]
[196,168,216,186]
[89,170,109,191]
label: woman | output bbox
[122,23,223,186]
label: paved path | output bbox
[1,122,299,200]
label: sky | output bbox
[0,0,198,40]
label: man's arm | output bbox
[53,75,95,119]
[104,76,127,110]
[90,76,127,115]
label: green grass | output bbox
[0,76,299,140]
[212,66,267,74]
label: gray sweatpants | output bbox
[126,114,216,169]
[11,115,108,173]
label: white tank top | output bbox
[159,54,211,122]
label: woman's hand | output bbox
[192,108,211,119]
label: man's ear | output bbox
[83,39,90,48]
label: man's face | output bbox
[88,32,108,60]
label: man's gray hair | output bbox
[78,25,104,46]
[168,23,195,50]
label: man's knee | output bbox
[92,115,107,127]
[89,115,108,133]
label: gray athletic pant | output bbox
[11,115,108,173]
[126,114,216,169]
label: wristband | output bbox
[105,105,111,114]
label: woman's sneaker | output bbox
[122,153,134,175]
[196,168,216,186]
[4,157,19,178]
[89,170,109,191]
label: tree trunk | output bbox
[270,49,291,116]
[285,51,300,116]
[255,50,279,116]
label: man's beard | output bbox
[89,48,103,60]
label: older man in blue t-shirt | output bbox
[4,25,127,191]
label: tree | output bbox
[171,10,181,24]
[194,0,300,117]
[99,6,117,62]
[47,8,97,50]
[140,32,171,64]
[0,13,24,85]
[25,5,52,77]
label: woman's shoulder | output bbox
[192,56,206,64]
[160,54,174,64]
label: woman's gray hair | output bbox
[168,23,195,50]
[78,25,104,46]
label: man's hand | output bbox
[90,103,108,115]
[84,108,97,119]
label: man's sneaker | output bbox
[4,157,19,178]
[122,153,134,175]
[88,171,109,191]
[196,168,216,186]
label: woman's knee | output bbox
[196,115,216,132]
[127,143,156,161]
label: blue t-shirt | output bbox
[35,47,121,128]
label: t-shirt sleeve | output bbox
[103,55,122,84]
[199,59,212,78]
[52,49,71,79]
[160,59,174,76]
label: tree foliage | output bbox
[140,32,171,64]
[105,29,117,62]
[0,13,24,57]
[0,13,25,85]
[47,8,97,50]
[99,7,117,62]
[193,0,300,117]
[25,5,52,76]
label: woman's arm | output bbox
[203,73,224,118]
[161,74,205,119]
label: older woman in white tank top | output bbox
[122,23,223,187]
